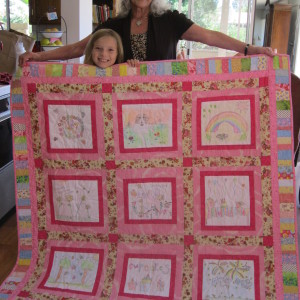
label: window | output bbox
[0,0,31,35]
[168,0,254,58]
[0,0,7,29]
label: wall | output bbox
[61,0,92,63]
[253,8,266,46]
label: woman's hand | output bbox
[248,45,276,57]
[127,59,139,67]
[235,45,276,57]
[19,51,42,67]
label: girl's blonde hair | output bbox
[84,29,124,66]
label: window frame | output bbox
[171,0,255,58]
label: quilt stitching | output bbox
[0,55,299,299]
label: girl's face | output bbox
[92,35,118,68]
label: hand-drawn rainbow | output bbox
[205,111,248,141]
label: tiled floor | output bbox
[297,208,300,255]
[0,210,18,285]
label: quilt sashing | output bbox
[0,55,299,300]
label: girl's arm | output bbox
[19,34,92,66]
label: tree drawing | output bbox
[225,260,250,280]
[55,257,71,282]
[81,260,95,285]
[209,260,227,275]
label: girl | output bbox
[84,28,124,68]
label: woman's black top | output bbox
[93,10,194,61]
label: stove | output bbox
[0,84,10,122]
[0,84,15,220]
[0,84,10,96]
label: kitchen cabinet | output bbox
[263,4,292,54]
[29,0,61,25]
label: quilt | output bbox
[0,55,299,299]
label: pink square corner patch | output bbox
[183,157,193,167]
[27,83,37,93]
[102,83,112,93]
[182,81,192,91]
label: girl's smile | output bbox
[91,36,118,68]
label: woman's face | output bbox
[130,0,152,10]
[91,35,118,69]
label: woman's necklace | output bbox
[135,16,148,27]
[136,19,143,26]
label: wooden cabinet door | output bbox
[29,0,61,25]
[270,4,292,54]
[263,4,292,54]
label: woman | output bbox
[19,0,274,66]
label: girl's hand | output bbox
[19,51,41,67]
[127,59,139,67]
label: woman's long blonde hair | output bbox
[116,0,171,17]
[84,29,124,66]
